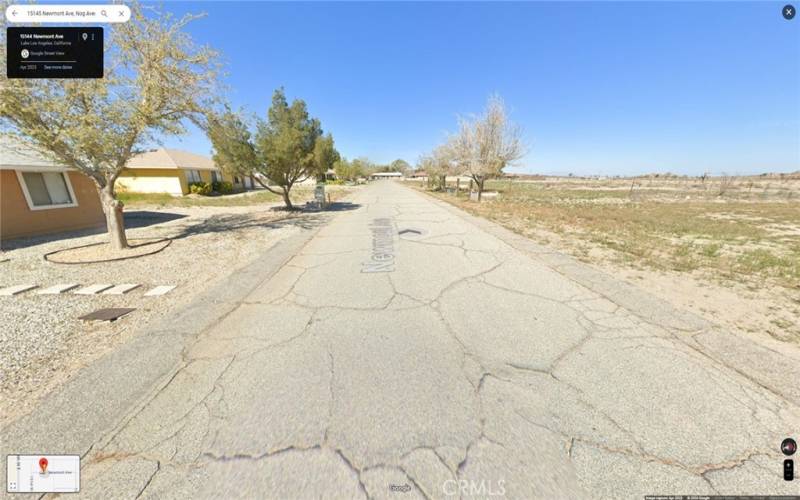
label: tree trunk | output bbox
[455,177,460,196]
[281,187,294,209]
[477,177,485,202]
[99,186,128,250]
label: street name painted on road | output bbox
[362,218,395,273]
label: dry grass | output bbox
[117,188,304,208]
[432,177,800,287]
[417,174,800,342]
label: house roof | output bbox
[0,136,67,171]
[127,148,219,171]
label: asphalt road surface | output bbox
[3,181,799,499]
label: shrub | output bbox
[212,181,233,194]
[189,182,212,195]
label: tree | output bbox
[352,157,375,178]
[389,159,411,175]
[417,155,436,189]
[449,95,525,201]
[334,157,366,182]
[431,145,452,190]
[312,133,340,181]
[0,2,219,249]
[207,107,258,180]
[210,89,324,209]
[255,89,322,209]
[419,149,449,191]
[333,158,351,181]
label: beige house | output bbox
[0,139,106,242]
[118,148,248,196]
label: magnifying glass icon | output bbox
[101,9,107,17]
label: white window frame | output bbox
[15,169,79,211]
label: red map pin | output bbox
[38,457,48,473]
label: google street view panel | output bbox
[2,1,798,498]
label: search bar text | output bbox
[6,4,131,23]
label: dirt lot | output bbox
[415,173,800,345]
[0,185,355,427]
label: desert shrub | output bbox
[700,243,722,258]
[189,182,212,195]
[718,174,737,196]
[212,181,233,194]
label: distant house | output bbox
[369,172,403,180]
[409,170,428,180]
[0,138,105,242]
[118,148,248,196]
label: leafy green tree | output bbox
[207,107,258,180]
[1,2,219,249]
[334,158,355,182]
[255,88,322,209]
[352,157,375,177]
[312,133,340,181]
[210,89,328,209]
[333,158,349,180]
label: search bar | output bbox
[6,4,131,23]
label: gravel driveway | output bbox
[0,203,313,427]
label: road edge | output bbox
[411,184,800,407]
[0,213,330,464]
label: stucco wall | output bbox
[0,170,106,242]
[118,168,235,195]
[118,169,185,196]
[181,169,210,194]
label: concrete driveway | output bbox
[3,181,798,499]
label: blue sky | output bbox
[152,1,799,176]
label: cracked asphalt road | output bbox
[6,181,799,499]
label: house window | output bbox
[17,171,77,210]
[211,171,222,183]
[186,169,202,183]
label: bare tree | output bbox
[418,144,453,192]
[1,2,219,249]
[718,173,737,197]
[417,154,438,191]
[449,95,525,201]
